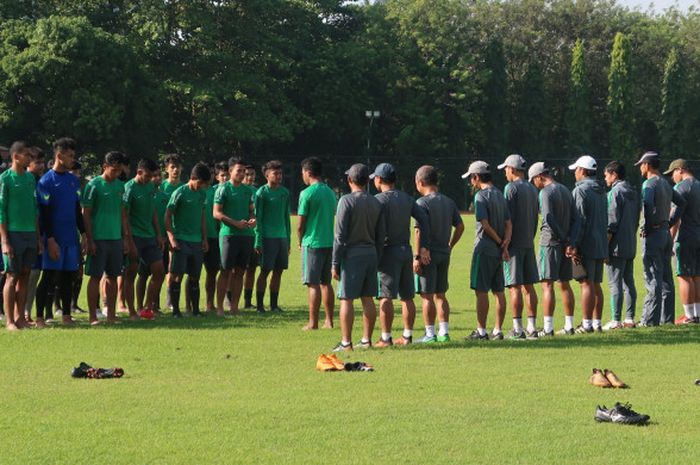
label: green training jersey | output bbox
[0,169,37,232]
[298,182,336,248]
[204,185,219,239]
[123,178,156,238]
[82,175,125,241]
[254,184,291,248]
[154,187,169,237]
[167,183,205,242]
[214,182,254,237]
[161,179,181,197]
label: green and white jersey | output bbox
[254,184,291,248]
[298,182,336,248]
[161,179,181,197]
[82,175,125,240]
[167,183,206,242]
[123,178,157,238]
[0,169,37,232]
[214,182,254,237]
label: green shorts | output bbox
[674,241,700,277]
[470,252,504,293]
[504,247,539,287]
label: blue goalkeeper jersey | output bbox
[37,169,82,246]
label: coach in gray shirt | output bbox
[666,158,700,324]
[603,161,639,330]
[636,151,685,326]
[331,163,385,352]
[498,154,540,340]
[372,163,431,346]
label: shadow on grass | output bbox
[399,325,700,352]
[39,308,310,331]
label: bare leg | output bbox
[216,269,231,315]
[541,280,555,317]
[360,296,376,342]
[339,298,354,343]
[135,273,147,310]
[494,291,506,331]
[205,268,217,311]
[104,276,118,323]
[523,284,538,318]
[593,282,603,320]
[560,281,575,316]
[229,268,244,314]
[401,298,416,331]
[123,262,139,319]
[14,269,31,327]
[421,293,436,327]
[320,283,334,328]
[435,293,450,323]
[581,280,594,320]
[679,276,693,304]
[117,275,128,313]
[475,290,489,329]
[304,284,321,330]
[509,286,523,319]
[378,297,393,334]
[4,273,18,330]
[87,276,101,325]
[146,261,165,311]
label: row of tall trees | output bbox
[1,1,699,199]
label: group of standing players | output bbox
[1,139,699,353]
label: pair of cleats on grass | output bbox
[595,402,650,425]
[316,354,374,372]
[590,368,628,388]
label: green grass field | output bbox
[2,216,699,464]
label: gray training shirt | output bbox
[571,177,608,260]
[415,192,462,255]
[375,188,431,249]
[607,180,640,260]
[474,185,510,257]
[538,182,578,247]
[670,176,700,246]
[332,190,385,269]
[504,178,538,249]
[641,175,685,231]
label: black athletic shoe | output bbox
[525,330,539,340]
[574,324,594,334]
[256,306,266,314]
[556,327,574,335]
[538,329,554,337]
[594,405,612,423]
[609,402,650,425]
[467,330,489,340]
[172,310,183,319]
[491,331,504,340]
[270,307,284,313]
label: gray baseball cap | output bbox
[369,163,396,180]
[634,151,659,166]
[461,161,491,179]
[528,162,549,182]
[497,154,527,171]
[345,163,370,184]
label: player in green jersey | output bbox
[254,160,291,313]
[0,141,41,330]
[214,157,256,316]
[82,151,131,325]
[165,163,211,317]
[203,162,228,313]
[242,164,258,308]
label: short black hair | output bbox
[416,165,438,186]
[10,140,29,156]
[263,160,283,173]
[605,161,626,180]
[474,172,492,183]
[72,161,82,171]
[191,162,211,182]
[228,157,247,168]
[164,153,181,167]
[138,158,159,172]
[29,146,45,162]
[214,161,227,173]
[648,158,660,170]
[104,151,127,166]
[301,157,322,178]
[583,168,596,178]
[380,172,397,184]
[245,164,255,171]
[52,137,76,153]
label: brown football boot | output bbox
[603,369,628,388]
[375,338,393,348]
[589,368,612,388]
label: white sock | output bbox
[512,318,523,333]
[341,340,351,346]
[381,332,391,341]
[526,317,536,332]
[544,316,553,333]
[583,319,592,330]
[477,327,486,336]
[565,315,574,330]
[492,327,502,336]
[360,338,370,344]
[403,329,413,338]
[694,303,700,318]
[683,304,693,318]
[425,325,435,338]
[438,322,449,336]
[592,319,601,329]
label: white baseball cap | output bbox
[568,155,597,171]
[461,161,491,179]
[497,154,527,170]
[528,162,549,182]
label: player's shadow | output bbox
[57,308,310,331]
[400,324,700,351]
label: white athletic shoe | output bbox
[603,320,622,331]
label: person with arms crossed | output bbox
[498,154,539,340]
[528,162,579,336]
[371,162,430,346]
[602,161,639,330]
[297,157,336,331]
[413,165,464,343]
[331,163,385,351]
[463,161,511,340]
[665,159,700,324]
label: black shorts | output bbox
[301,246,332,285]
[260,238,289,272]
[85,239,123,278]
[2,231,37,273]
[416,251,450,295]
[220,235,254,270]
[133,236,162,267]
[169,240,204,278]
[203,237,221,272]
[470,252,504,293]
[377,245,414,300]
